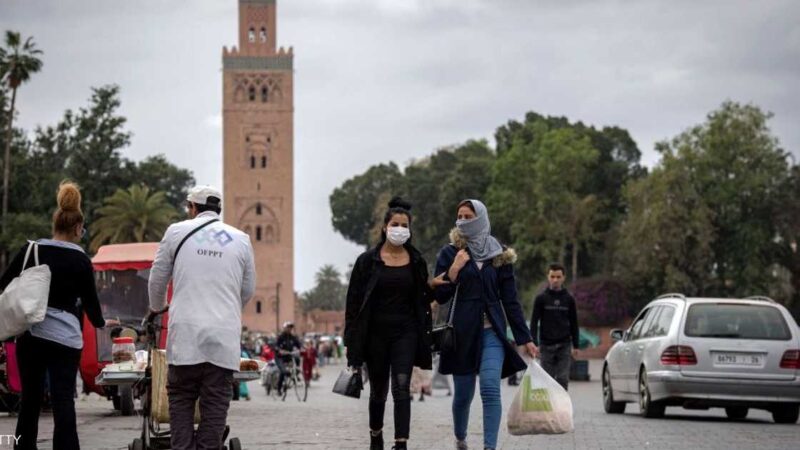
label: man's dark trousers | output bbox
[167,363,233,450]
[540,341,572,390]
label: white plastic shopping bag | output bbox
[507,359,574,435]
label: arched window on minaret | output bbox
[248,28,256,43]
[250,156,256,169]
[261,86,268,103]
[265,225,275,243]
[256,226,262,242]
[256,204,262,215]
[260,27,267,43]
[248,86,256,102]
[261,156,267,168]
[256,300,262,314]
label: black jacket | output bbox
[530,288,580,348]
[433,229,532,378]
[0,242,105,329]
[344,243,433,370]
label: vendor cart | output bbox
[80,243,168,416]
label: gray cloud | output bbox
[2,0,798,291]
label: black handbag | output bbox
[431,285,459,354]
[332,368,363,399]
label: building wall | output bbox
[223,0,294,333]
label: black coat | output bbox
[344,243,433,370]
[433,229,532,378]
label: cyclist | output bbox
[275,322,302,395]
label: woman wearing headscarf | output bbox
[344,197,436,450]
[434,199,537,450]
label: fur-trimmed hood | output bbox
[449,228,517,268]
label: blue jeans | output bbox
[452,328,505,449]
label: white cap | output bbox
[186,185,222,206]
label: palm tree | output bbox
[0,31,43,245]
[90,185,178,252]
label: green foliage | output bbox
[614,154,716,308]
[329,163,402,247]
[0,31,43,89]
[89,184,178,252]
[0,84,194,261]
[300,265,347,312]
[656,101,790,298]
[0,212,51,256]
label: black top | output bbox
[276,332,302,361]
[530,288,579,348]
[371,264,415,324]
[0,242,105,329]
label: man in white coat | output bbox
[148,185,256,450]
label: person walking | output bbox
[344,197,436,450]
[0,181,118,450]
[148,185,256,450]
[434,199,537,450]
[530,263,579,390]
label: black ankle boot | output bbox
[370,431,384,450]
[392,442,407,450]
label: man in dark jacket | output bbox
[530,263,579,390]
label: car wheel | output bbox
[602,365,626,414]
[772,404,799,424]
[638,368,665,419]
[725,406,748,420]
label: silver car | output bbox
[602,294,800,423]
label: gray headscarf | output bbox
[455,199,503,262]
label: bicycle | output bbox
[276,350,307,402]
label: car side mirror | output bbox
[610,329,625,341]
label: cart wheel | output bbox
[130,438,144,450]
[228,437,242,450]
[119,385,135,416]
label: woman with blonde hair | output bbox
[0,182,117,449]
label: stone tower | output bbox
[222,0,294,333]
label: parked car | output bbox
[602,294,800,423]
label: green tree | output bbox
[0,30,43,263]
[300,265,347,312]
[488,126,599,288]
[658,101,790,297]
[330,163,402,247]
[131,154,195,211]
[89,184,177,251]
[614,154,715,307]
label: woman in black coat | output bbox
[344,197,436,450]
[434,199,537,450]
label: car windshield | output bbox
[684,303,791,340]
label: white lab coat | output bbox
[149,211,256,371]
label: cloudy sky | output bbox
[2,0,799,292]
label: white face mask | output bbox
[386,226,411,246]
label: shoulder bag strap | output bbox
[446,284,459,325]
[20,241,35,273]
[173,219,220,261]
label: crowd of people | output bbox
[0,182,581,450]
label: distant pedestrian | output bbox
[530,263,580,390]
[344,197,435,450]
[433,199,537,450]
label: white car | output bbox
[603,294,800,423]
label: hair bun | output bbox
[57,181,82,212]
[388,196,412,211]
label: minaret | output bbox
[222,0,294,333]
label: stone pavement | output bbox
[1,360,798,449]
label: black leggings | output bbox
[15,333,82,450]
[366,322,417,440]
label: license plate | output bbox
[713,352,764,366]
